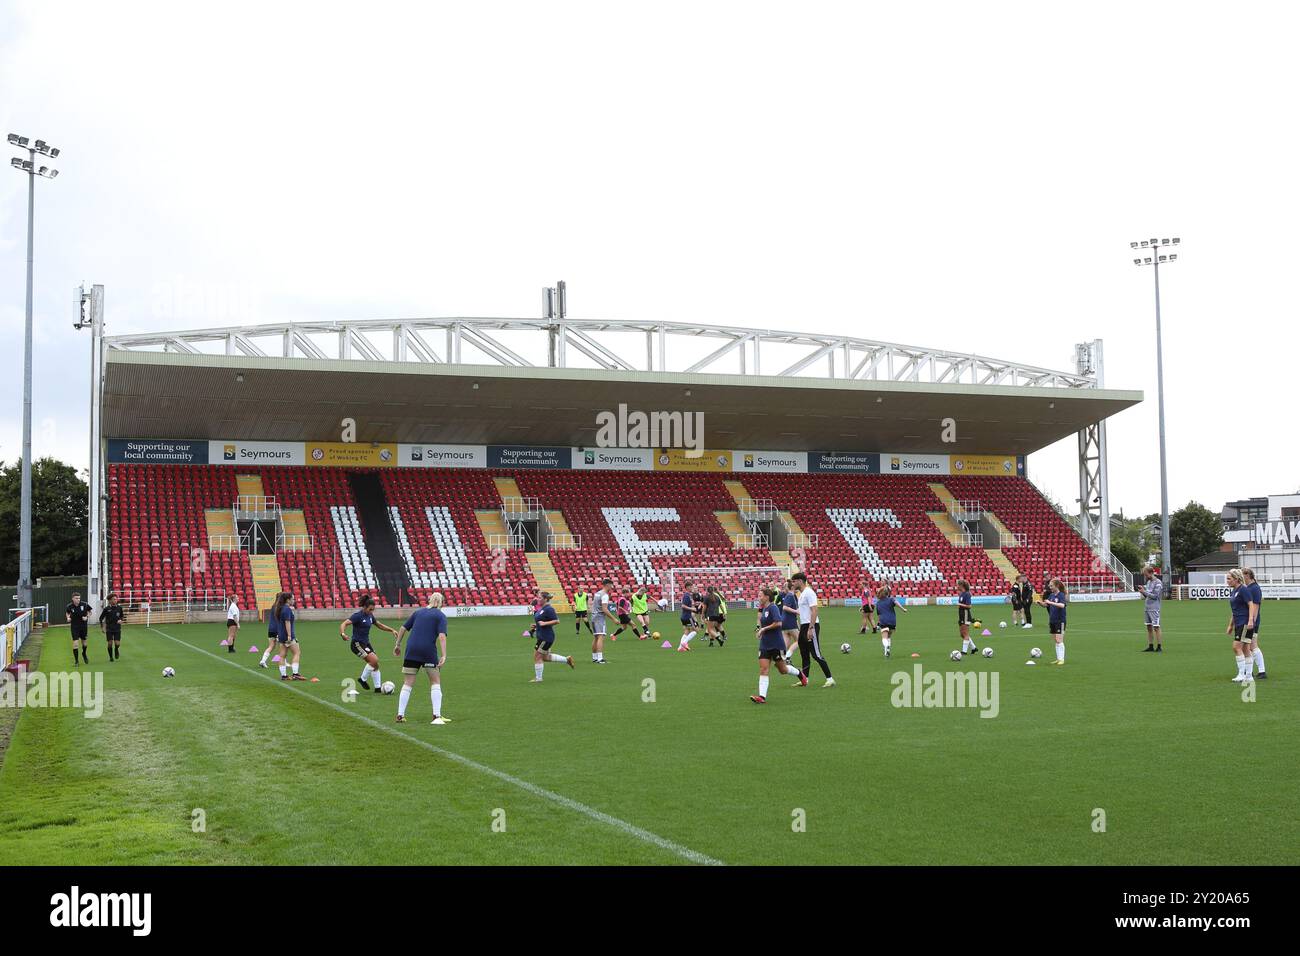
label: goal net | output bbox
[664,566,786,611]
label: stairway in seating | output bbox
[476,510,508,546]
[205,510,237,550]
[544,510,576,548]
[347,472,410,605]
[722,480,752,510]
[931,482,1018,585]
[237,474,266,499]
[983,548,1020,585]
[280,510,312,550]
[249,554,282,615]
[493,476,524,502]
[714,510,748,545]
[525,553,571,612]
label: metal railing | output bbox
[734,532,771,549]
[785,532,820,549]
[1059,575,1128,595]
[738,497,775,521]
[501,496,542,520]
[277,533,315,550]
[1091,549,1135,590]
[546,533,582,549]
[949,499,984,523]
[999,531,1029,549]
[233,495,280,520]
[954,532,985,548]
[208,533,249,551]
[488,532,524,551]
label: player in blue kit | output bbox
[779,579,800,663]
[393,591,452,724]
[875,585,907,658]
[266,592,305,680]
[531,591,575,682]
[751,587,805,703]
[676,580,698,651]
[1035,578,1068,666]
[1242,568,1267,679]
[340,594,397,693]
[956,579,978,656]
[1225,569,1255,684]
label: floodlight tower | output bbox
[8,133,61,610]
[1131,236,1179,594]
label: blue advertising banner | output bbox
[808,451,880,474]
[108,439,209,465]
[487,445,569,469]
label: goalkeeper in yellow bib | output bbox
[572,587,593,636]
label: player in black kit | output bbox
[99,593,126,660]
[66,592,92,665]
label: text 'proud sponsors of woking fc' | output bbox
[735,450,807,473]
[652,448,733,472]
[107,439,208,465]
[305,442,398,467]
[883,453,950,475]
[807,451,880,474]
[210,441,304,466]
[399,444,487,469]
[950,454,1020,476]
[572,447,654,471]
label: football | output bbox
[999,621,1007,629]
[162,666,175,678]
[949,650,962,661]
[652,631,661,639]
[839,642,852,654]
[1030,647,1042,658]
[982,647,994,658]
[381,680,396,695]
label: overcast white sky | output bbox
[2,0,1297,518]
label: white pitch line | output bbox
[147,627,723,866]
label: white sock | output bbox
[534,663,544,680]
[398,684,412,717]
[1235,655,1248,678]
[279,664,287,677]
[548,653,566,663]
[431,685,443,717]
[1055,642,1064,662]
[360,664,373,682]
[1253,648,1265,673]
[683,631,696,646]
[292,661,300,675]
[882,635,891,651]
[371,669,381,686]
[758,675,769,697]
[260,652,270,665]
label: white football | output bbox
[949,650,963,662]
[982,647,994,658]
[999,621,1007,629]
[1030,647,1042,658]
[839,642,852,654]
[162,666,175,678]
[381,680,396,695]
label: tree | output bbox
[1110,537,1143,573]
[1169,501,1223,575]
[0,458,88,584]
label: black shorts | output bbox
[1050,623,1065,636]
[879,621,897,632]
[861,604,875,614]
[350,641,375,659]
[575,610,588,619]
[618,614,632,625]
[226,618,239,628]
[680,615,693,626]
[70,625,88,640]
[535,635,555,652]
[1010,598,1023,611]
[759,647,786,662]
[1233,624,1254,643]
[104,629,122,640]
[707,614,723,624]
[276,635,297,646]
[402,658,438,673]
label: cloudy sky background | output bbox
[2,0,1297,519]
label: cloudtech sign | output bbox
[735,451,807,473]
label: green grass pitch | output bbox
[0,600,1295,865]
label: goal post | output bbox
[665,565,788,610]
